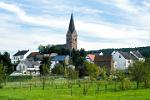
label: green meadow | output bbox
[0,79,150,100]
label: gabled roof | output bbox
[27,52,41,58]
[118,51,137,60]
[20,60,40,68]
[13,50,29,56]
[52,55,69,61]
[86,54,95,61]
[131,51,144,58]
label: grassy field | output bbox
[0,79,150,100]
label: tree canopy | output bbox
[0,52,13,74]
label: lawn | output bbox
[0,79,150,100]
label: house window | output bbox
[119,55,121,58]
[75,39,77,42]
[128,60,130,63]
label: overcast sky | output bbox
[0,0,150,55]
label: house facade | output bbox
[94,55,113,73]
[12,50,30,64]
[112,51,144,70]
[15,60,40,76]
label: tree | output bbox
[67,67,78,79]
[142,59,150,88]
[99,67,108,91]
[71,48,86,67]
[39,57,51,90]
[128,61,145,89]
[38,45,51,54]
[116,70,131,90]
[38,44,70,55]
[51,63,65,76]
[0,52,12,74]
[39,57,51,76]
[71,48,87,78]
[0,63,4,88]
[84,62,100,80]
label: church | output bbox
[66,13,78,50]
[58,14,78,50]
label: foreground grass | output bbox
[0,78,150,100]
[0,85,150,100]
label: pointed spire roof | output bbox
[68,13,75,33]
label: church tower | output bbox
[66,13,77,50]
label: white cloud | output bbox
[143,1,150,8]
[113,0,139,13]
[0,1,150,55]
[0,2,67,28]
[76,21,149,40]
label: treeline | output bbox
[88,46,150,58]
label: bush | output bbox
[119,78,131,90]
[0,85,3,89]
[7,75,32,82]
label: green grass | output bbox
[0,79,150,100]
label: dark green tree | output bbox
[39,57,51,76]
[51,63,65,76]
[0,52,12,74]
[71,48,86,68]
[0,63,4,88]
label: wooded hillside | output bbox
[88,46,150,58]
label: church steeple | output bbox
[66,14,78,50]
[68,13,75,33]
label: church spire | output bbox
[66,13,77,50]
[68,13,75,33]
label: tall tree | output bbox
[0,52,12,74]
[0,63,4,88]
[84,62,100,80]
[128,61,145,88]
[71,48,86,68]
[39,57,51,76]
[143,59,150,88]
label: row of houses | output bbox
[11,50,70,76]
[10,50,145,76]
[86,50,144,73]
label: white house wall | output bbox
[16,63,27,73]
[112,52,127,70]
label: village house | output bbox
[51,55,70,68]
[27,52,43,62]
[12,50,31,64]
[112,51,145,70]
[86,54,95,63]
[11,60,40,76]
[94,55,113,73]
